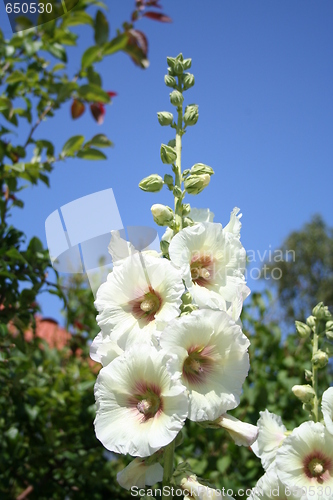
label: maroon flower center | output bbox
[190,254,215,287]
[183,344,217,385]
[304,451,333,483]
[129,382,163,421]
[129,287,162,324]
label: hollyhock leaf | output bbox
[94,10,109,46]
[77,148,107,160]
[81,46,103,68]
[62,135,85,156]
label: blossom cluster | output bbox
[90,207,257,492]
[249,389,333,500]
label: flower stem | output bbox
[162,439,175,500]
[173,81,183,234]
[312,332,319,422]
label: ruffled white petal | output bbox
[90,331,123,366]
[160,309,250,422]
[247,463,302,500]
[94,345,188,457]
[117,458,163,490]
[251,410,287,470]
[322,387,333,436]
[189,207,215,223]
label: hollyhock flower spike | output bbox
[95,252,184,349]
[251,410,287,470]
[94,344,188,457]
[159,309,250,421]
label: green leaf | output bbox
[62,136,85,156]
[81,46,102,69]
[94,10,109,46]
[4,162,25,173]
[103,33,128,56]
[47,43,67,62]
[0,97,12,112]
[52,63,66,73]
[6,71,26,84]
[77,148,107,160]
[6,247,27,263]
[62,11,94,27]
[87,67,102,86]
[77,84,110,104]
[85,134,113,148]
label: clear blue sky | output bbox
[1,0,333,323]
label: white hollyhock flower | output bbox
[95,253,184,349]
[247,463,302,500]
[90,331,123,367]
[215,413,259,447]
[189,207,215,223]
[169,221,247,316]
[224,207,242,239]
[276,421,333,500]
[117,457,163,490]
[181,474,234,499]
[159,309,250,422]
[94,345,188,457]
[251,410,287,470]
[322,387,333,436]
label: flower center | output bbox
[190,254,214,287]
[129,287,162,324]
[183,345,217,385]
[308,458,325,477]
[136,389,161,419]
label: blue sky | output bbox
[1,0,333,323]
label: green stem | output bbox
[312,332,319,422]
[162,440,175,500]
[173,83,183,234]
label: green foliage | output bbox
[262,215,333,322]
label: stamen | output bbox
[140,298,155,312]
[137,399,151,415]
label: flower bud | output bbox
[183,58,192,70]
[160,144,177,164]
[151,204,174,226]
[306,315,316,328]
[184,174,210,195]
[326,320,333,332]
[295,320,311,339]
[325,343,333,357]
[139,174,163,192]
[312,302,327,320]
[170,90,184,107]
[180,303,197,315]
[183,73,195,90]
[184,104,198,126]
[157,111,174,126]
[182,217,194,228]
[173,186,182,198]
[304,369,312,381]
[182,203,191,216]
[292,384,315,403]
[190,163,214,176]
[214,414,259,447]
[312,350,329,368]
[164,75,176,88]
[160,239,170,256]
[164,174,174,190]
[173,61,183,75]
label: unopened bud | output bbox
[151,204,174,226]
[182,217,194,228]
[160,239,170,255]
[173,61,183,75]
[139,174,163,193]
[184,174,210,195]
[160,144,177,164]
[183,104,198,126]
[292,384,315,403]
[190,163,214,176]
[181,292,192,305]
[173,186,182,198]
[182,203,191,216]
[164,174,174,190]
[304,369,312,382]
[312,350,329,368]
[295,321,311,339]
[306,315,316,328]
[312,302,326,320]
[170,90,184,107]
[326,320,333,332]
[157,112,174,126]
[164,75,177,88]
[166,56,177,68]
[183,73,195,90]
[183,58,192,70]
[180,303,197,315]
